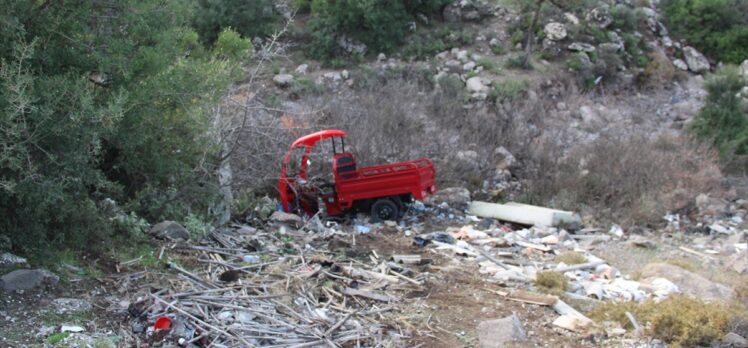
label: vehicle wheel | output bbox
[389,197,406,218]
[371,199,399,222]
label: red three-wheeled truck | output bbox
[278,129,437,221]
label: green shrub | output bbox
[610,4,644,32]
[489,80,528,101]
[535,271,567,294]
[308,0,453,61]
[402,26,474,59]
[476,57,499,73]
[663,0,748,64]
[588,295,735,346]
[691,66,748,164]
[0,1,247,256]
[193,0,279,44]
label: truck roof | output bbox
[291,129,347,148]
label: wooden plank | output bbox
[507,290,558,306]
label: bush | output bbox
[402,26,475,59]
[535,271,567,294]
[663,0,748,64]
[589,295,735,346]
[690,66,748,170]
[490,80,528,101]
[555,251,587,265]
[0,1,247,256]
[193,0,279,44]
[308,0,453,61]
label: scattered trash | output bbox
[154,317,172,331]
[468,201,581,228]
[60,325,85,333]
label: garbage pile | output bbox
[121,214,432,347]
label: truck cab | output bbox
[279,129,436,221]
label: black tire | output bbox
[389,197,406,218]
[371,199,399,222]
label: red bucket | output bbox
[154,316,172,331]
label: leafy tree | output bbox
[691,67,748,165]
[0,1,250,255]
[308,0,453,61]
[193,0,279,44]
[664,0,748,64]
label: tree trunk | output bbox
[522,0,544,69]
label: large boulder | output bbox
[466,76,488,93]
[443,0,493,23]
[740,59,748,82]
[639,263,736,301]
[149,221,190,241]
[273,74,294,87]
[0,269,59,291]
[426,187,471,208]
[683,46,710,73]
[476,314,527,348]
[544,22,567,41]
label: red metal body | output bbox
[278,129,436,217]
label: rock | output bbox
[0,269,59,291]
[728,250,747,274]
[294,64,308,75]
[463,61,476,71]
[723,332,748,348]
[564,12,580,25]
[639,263,736,301]
[544,22,567,41]
[489,38,501,47]
[444,59,462,72]
[456,50,469,62]
[629,236,656,249]
[426,187,471,208]
[476,314,527,348]
[337,36,366,55]
[269,211,303,228]
[683,46,710,73]
[272,74,294,88]
[323,71,342,83]
[598,42,622,53]
[341,70,349,80]
[673,59,688,71]
[568,42,596,52]
[695,193,728,216]
[377,53,387,62]
[443,0,493,23]
[149,221,190,241]
[52,298,92,314]
[494,146,516,171]
[578,105,600,124]
[0,253,27,267]
[740,60,748,81]
[466,76,488,93]
[586,7,613,28]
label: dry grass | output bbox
[535,271,567,294]
[589,295,739,346]
[555,251,587,265]
[522,134,723,226]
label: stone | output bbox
[683,46,710,73]
[564,12,580,25]
[544,22,567,41]
[494,146,517,171]
[639,263,736,301]
[728,250,747,274]
[586,7,613,28]
[723,332,748,348]
[444,59,462,72]
[323,71,342,82]
[336,36,366,55]
[456,50,469,62]
[52,298,92,314]
[426,187,471,208]
[463,61,476,71]
[443,0,493,23]
[272,74,294,88]
[740,60,748,81]
[695,193,728,216]
[489,38,501,47]
[0,253,27,266]
[568,42,596,52]
[149,221,190,241]
[269,211,303,228]
[599,42,622,53]
[476,314,527,348]
[466,76,488,93]
[377,53,387,62]
[341,70,349,80]
[0,269,59,291]
[672,59,688,71]
[294,64,308,75]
